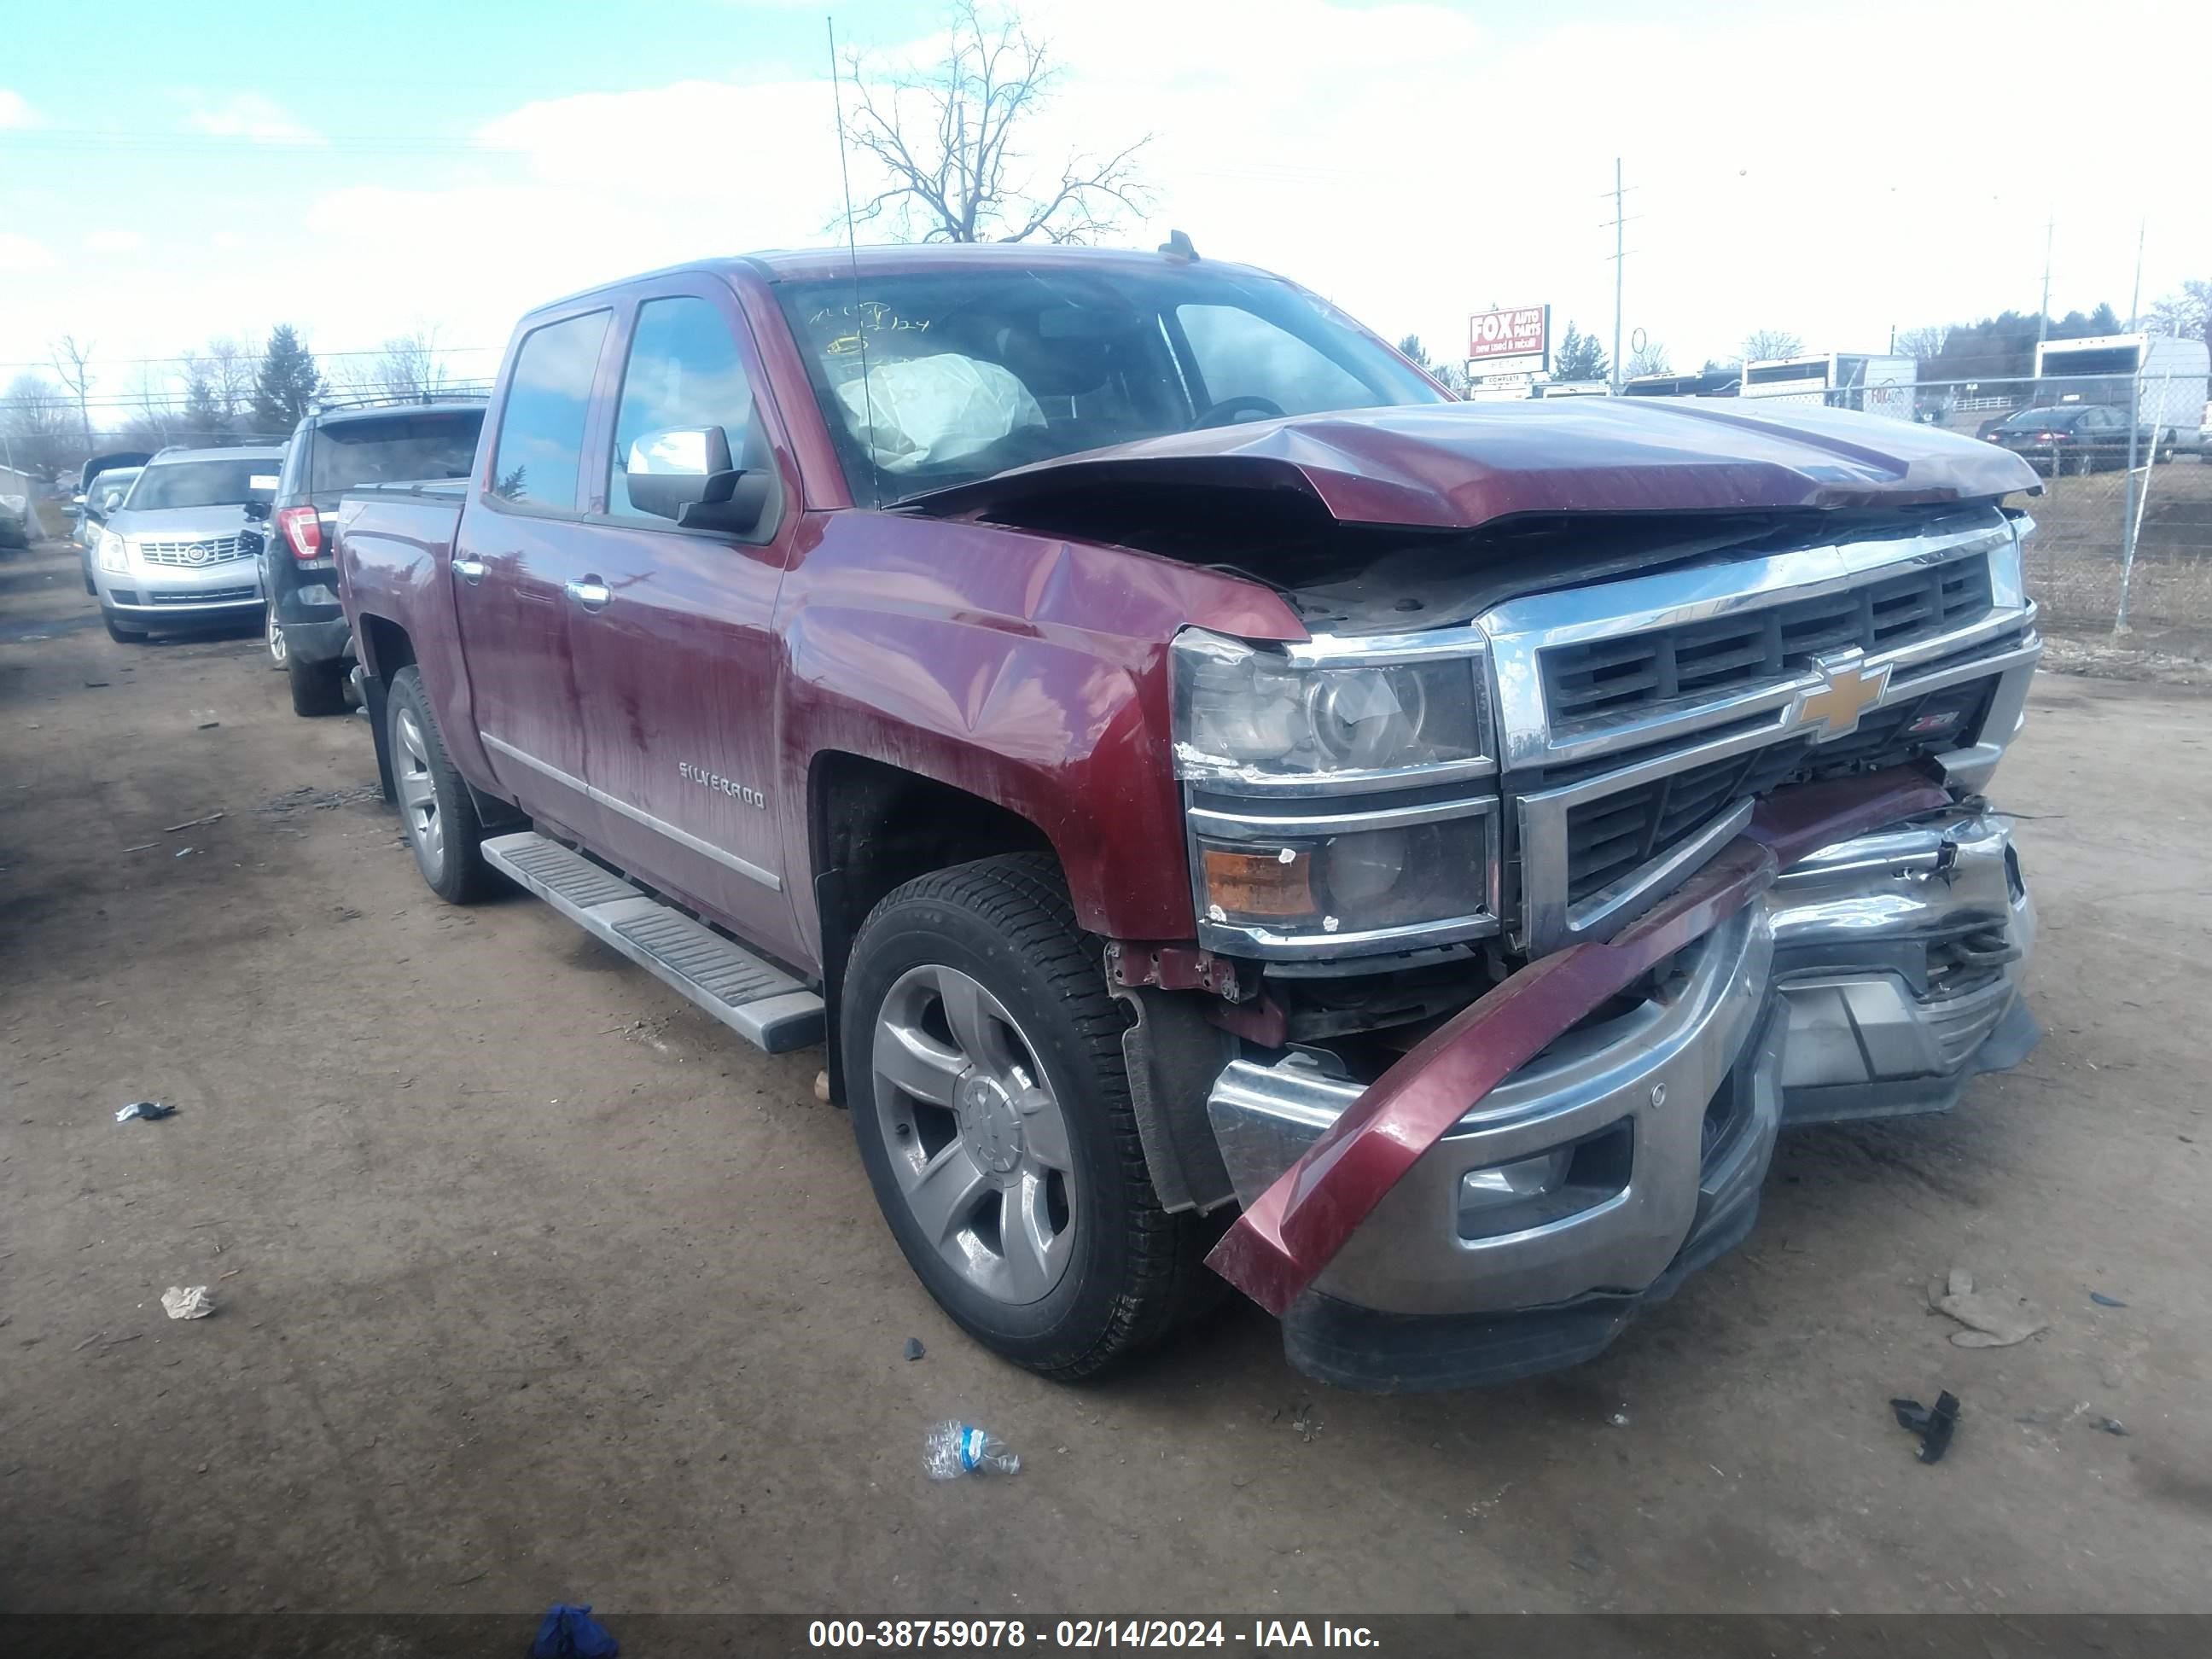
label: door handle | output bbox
[566,576,611,612]
[452,556,486,585]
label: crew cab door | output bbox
[564,281,806,963]
[455,306,617,834]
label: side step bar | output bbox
[480,831,824,1054]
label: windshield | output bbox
[88,471,139,513]
[125,457,277,511]
[774,265,1447,503]
[310,410,484,495]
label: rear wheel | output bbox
[102,612,148,644]
[386,665,493,904]
[842,853,1216,1381]
[286,652,348,717]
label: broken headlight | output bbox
[1171,627,1488,784]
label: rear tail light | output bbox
[276,505,323,561]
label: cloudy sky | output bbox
[3,0,2206,410]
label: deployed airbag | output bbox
[835,354,1045,473]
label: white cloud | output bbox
[0,89,38,129]
[0,233,56,273]
[5,1,2208,378]
[84,230,148,255]
[183,93,323,144]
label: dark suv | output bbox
[263,398,485,713]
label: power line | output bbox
[0,345,500,373]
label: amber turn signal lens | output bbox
[1201,847,1313,918]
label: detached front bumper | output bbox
[1205,806,2036,1391]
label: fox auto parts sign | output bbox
[1468,306,1550,375]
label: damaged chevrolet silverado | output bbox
[337,244,2043,1390]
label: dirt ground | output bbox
[3,531,2210,1617]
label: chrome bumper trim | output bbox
[1767,808,2036,1122]
[1209,904,1774,1317]
[1204,809,2036,1318]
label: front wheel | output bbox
[265,605,288,667]
[386,665,494,903]
[102,611,148,644]
[842,853,1215,1380]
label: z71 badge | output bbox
[678,761,765,809]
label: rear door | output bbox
[565,279,806,961]
[454,306,617,833]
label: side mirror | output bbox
[624,425,771,536]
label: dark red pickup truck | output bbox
[339,243,2045,1390]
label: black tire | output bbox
[287,653,348,717]
[842,853,1215,1381]
[102,611,148,644]
[386,664,494,904]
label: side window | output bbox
[492,311,610,509]
[1176,303,1373,416]
[608,295,759,522]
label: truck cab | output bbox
[338,245,2046,1391]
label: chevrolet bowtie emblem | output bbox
[1790,649,1891,740]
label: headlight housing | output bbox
[1172,629,1488,785]
[96,530,130,573]
[1173,627,1501,958]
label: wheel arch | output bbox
[808,751,1056,1108]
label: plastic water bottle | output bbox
[924,1421,1022,1479]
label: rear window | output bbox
[310,410,484,495]
[2002,409,2081,428]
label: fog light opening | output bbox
[1456,1119,1633,1242]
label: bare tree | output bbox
[207,336,259,419]
[3,372,76,474]
[122,364,178,451]
[1740,328,1804,364]
[49,335,96,451]
[364,328,454,399]
[1626,341,1673,378]
[840,3,1150,243]
[1895,323,1950,362]
[2145,278,2209,343]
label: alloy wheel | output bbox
[870,963,1077,1306]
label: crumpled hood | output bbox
[906,397,2043,530]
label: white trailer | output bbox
[2034,334,2211,451]
[1739,352,1918,421]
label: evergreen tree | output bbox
[1551,323,1609,383]
[252,324,321,434]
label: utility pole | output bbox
[2116,218,2148,634]
[2035,213,2053,351]
[1608,159,1627,393]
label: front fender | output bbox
[771,513,1307,962]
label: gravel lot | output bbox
[3,532,2210,1616]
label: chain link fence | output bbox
[1739,370,2212,652]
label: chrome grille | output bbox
[136,534,251,567]
[1482,512,2043,956]
[1558,676,2000,905]
[1544,552,1993,727]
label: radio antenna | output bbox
[827,15,883,509]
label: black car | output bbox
[262,398,486,713]
[1985,404,2165,474]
